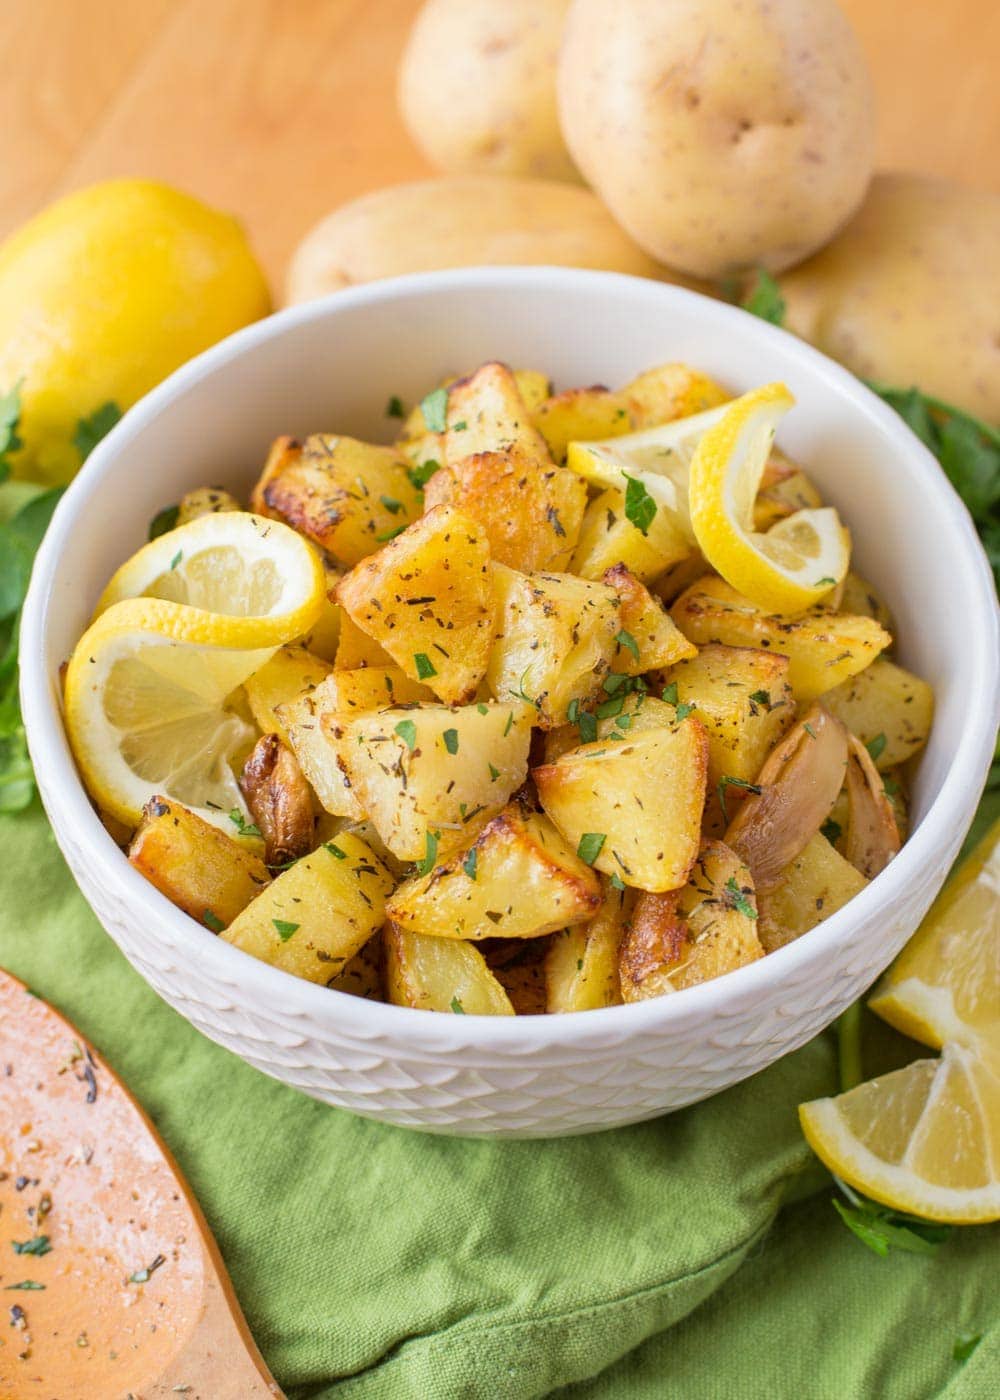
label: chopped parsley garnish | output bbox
[202,909,224,933]
[443,727,459,754]
[272,919,300,941]
[380,494,403,514]
[4,1280,45,1290]
[503,711,514,736]
[566,698,580,724]
[615,628,640,661]
[725,876,757,920]
[395,719,417,751]
[462,848,478,881]
[675,701,695,721]
[662,682,679,706]
[815,576,836,586]
[229,809,261,839]
[420,387,449,433]
[148,503,180,540]
[324,842,347,859]
[576,832,606,865]
[820,818,843,845]
[749,689,771,707]
[717,774,763,823]
[385,395,406,419]
[169,549,183,570]
[488,763,500,780]
[414,652,437,679]
[12,1236,51,1256]
[128,1254,167,1285]
[477,702,489,714]
[376,523,408,542]
[452,419,468,431]
[803,722,817,739]
[578,710,598,744]
[623,473,656,535]
[450,995,465,1014]
[509,667,536,705]
[407,459,440,491]
[866,732,887,762]
[609,873,626,891]
[416,830,440,876]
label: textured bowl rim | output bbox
[20,266,1000,1051]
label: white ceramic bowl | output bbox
[21,269,999,1138]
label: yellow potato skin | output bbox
[399,0,579,182]
[0,179,270,484]
[780,174,1000,423]
[557,0,875,278]
[284,177,669,304]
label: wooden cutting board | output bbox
[0,971,282,1400]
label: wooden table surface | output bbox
[3,0,999,297]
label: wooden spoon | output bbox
[0,970,283,1399]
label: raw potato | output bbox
[386,803,601,940]
[222,833,394,983]
[129,796,270,929]
[534,716,709,891]
[284,177,666,304]
[386,926,515,1014]
[336,505,495,705]
[757,833,867,952]
[670,576,891,700]
[557,0,875,278]
[780,174,1000,423]
[545,877,630,1012]
[398,0,578,182]
[821,658,934,770]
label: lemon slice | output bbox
[95,511,326,648]
[688,384,851,613]
[566,402,730,541]
[799,1043,1000,1223]
[65,597,276,829]
[869,816,1000,1050]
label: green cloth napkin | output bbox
[1,802,996,1398]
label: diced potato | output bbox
[323,701,532,861]
[545,877,631,1012]
[385,927,515,1014]
[386,803,601,940]
[300,565,342,662]
[541,694,677,765]
[300,665,435,716]
[336,505,494,704]
[243,644,333,744]
[334,613,394,670]
[820,658,933,770]
[533,716,709,891]
[513,369,552,411]
[176,486,242,524]
[339,819,412,879]
[250,434,422,568]
[571,487,693,583]
[222,833,394,983]
[424,446,586,571]
[486,564,621,728]
[659,645,795,795]
[602,564,697,673]
[620,841,762,1000]
[622,363,730,428]
[835,571,894,632]
[484,938,548,1014]
[441,361,553,465]
[278,687,363,819]
[753,462,823,532]
[649,552,711,604]
[533,386,632,463]
[757,833,868,952]
[328,929,384,1000]
[670,576,891,700]
[129,796,270,929]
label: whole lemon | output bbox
[0,179,270,484]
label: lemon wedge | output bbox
[65,597,276,829]
[868,817,1000,1050]
[95,511,326,648]
[799,1043,1000,1223]
[688,384,851,613]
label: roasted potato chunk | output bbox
[243,644,333,745]
[602,564,696,674]
[620,841,762,1001]
[545,877,631,1012]
[334,612,394,670]
[336,505,494,704]
[622,363,730,428]
[441,361,553,465]
[534,714,709,891]
[484,938,548,1015]
[297,665,435,716]
[328,929,384,1000]
[322,701,532,861]
[129,796,270,929]
[277,684,363,819]
[752,460,823,532]
[386,803,601,940]
[834,572,894,632]
[385,926,515,1015]
[757,834,868,952]
[176,486,242,524]
[486,564,621,728]
[821,658,933,770]
[571,486,693,583]
[222,833,394,983]
[300,564,342,663]
[250,434,422,567]
[240,734,316,866]
[533,386,632,463]
[670,576,891,700]
[423,446,586,572]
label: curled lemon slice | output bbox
[688,384,850,613]
[65,598,276,829]
[799,1043,1000,1224]
[95,511,326,648]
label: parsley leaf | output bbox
[741,269,786,326]
[228,809,262,839]
[407,459,440,491]
[462,847,478,881]
[832,1185,952,1260]
[4,1279,45,1290]
[12,1236,51,1256]
[450,995,465,1014]
[385,395,406,419]
[674,701,695,721]
[443,727,459,754]
[416,829,440,876]
[73,401,122,462]
[380,494,403,514]
[272,919,300,941]
[420,387,449,433]
[717,773,762,823]
[724,876,757,920]
[865,732,887,762]
[578,710,598,744]
[395,719,417,751]
[661,681,679,706]
[324,842,347,859]
[576,832,606,865]
[615,628,640,661]
[148,503,180,540]
[623,473,656,536]
[202,909,224,933]
[414,652,437,679]
[376,523,408,542]
[749,689,771,707]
